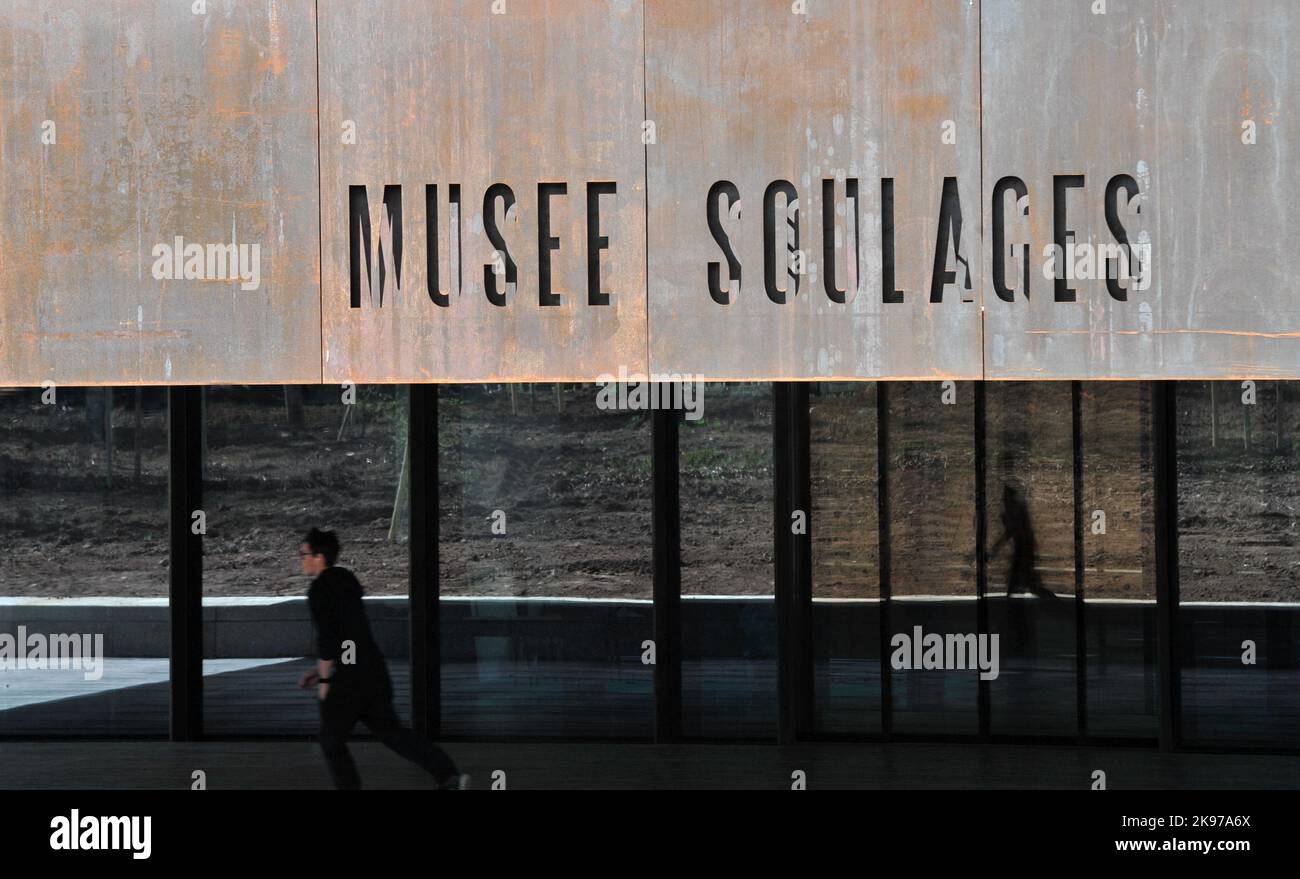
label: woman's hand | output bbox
[298,668,320,689]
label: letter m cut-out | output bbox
[349,184,403,308]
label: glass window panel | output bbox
[1178,380,1299,746]
[438,383,653,738]
[1081,382,1158,739]
[0,387,168,735]
[202,385,410,735]
[985,382,1077,737]
[810,382,880,735]
[887,381,978,736]
[680,383,775,738]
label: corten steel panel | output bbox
[646,0,984,380]
[0,1,322,386]
[318,0,647,383]
[983,0,1300,379]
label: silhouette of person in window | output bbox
[990,477,1056,600]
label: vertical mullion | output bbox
[1072,381,1088,740]
[773,382,795,745]
[876,382,892,739]
[409,383,439,737]
[1153,380,1181,751]
[168,386,203,741]
[652,399,682,742]
[793,383,813,738]
[974,382,990,739]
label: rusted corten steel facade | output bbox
[319,0,647,383]
[647,0,983,380]
[0,0,321,386]
[982,0,1300,379]
[0,0,1296,385]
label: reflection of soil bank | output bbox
[440,384,655,599]
[0,387,411,598]
[677,386,774,596]
[1178,382,1299,602]
[0,389,171,597]
[0,382,1294,605]
[810,381,1299,603]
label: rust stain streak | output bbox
[21,330,189,342]
[1024,329,1300,339]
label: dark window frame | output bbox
[0,378,1260,755]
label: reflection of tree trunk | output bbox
[1209,381,1217,448]
[200,387,208,482]
[104,387,113,490]
[388,438,409,544]
[284,385,305,430]
[1244,392,1251,452]
[134,387,143,483]
[85,387,104,443]
[1278,381,1284,451]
